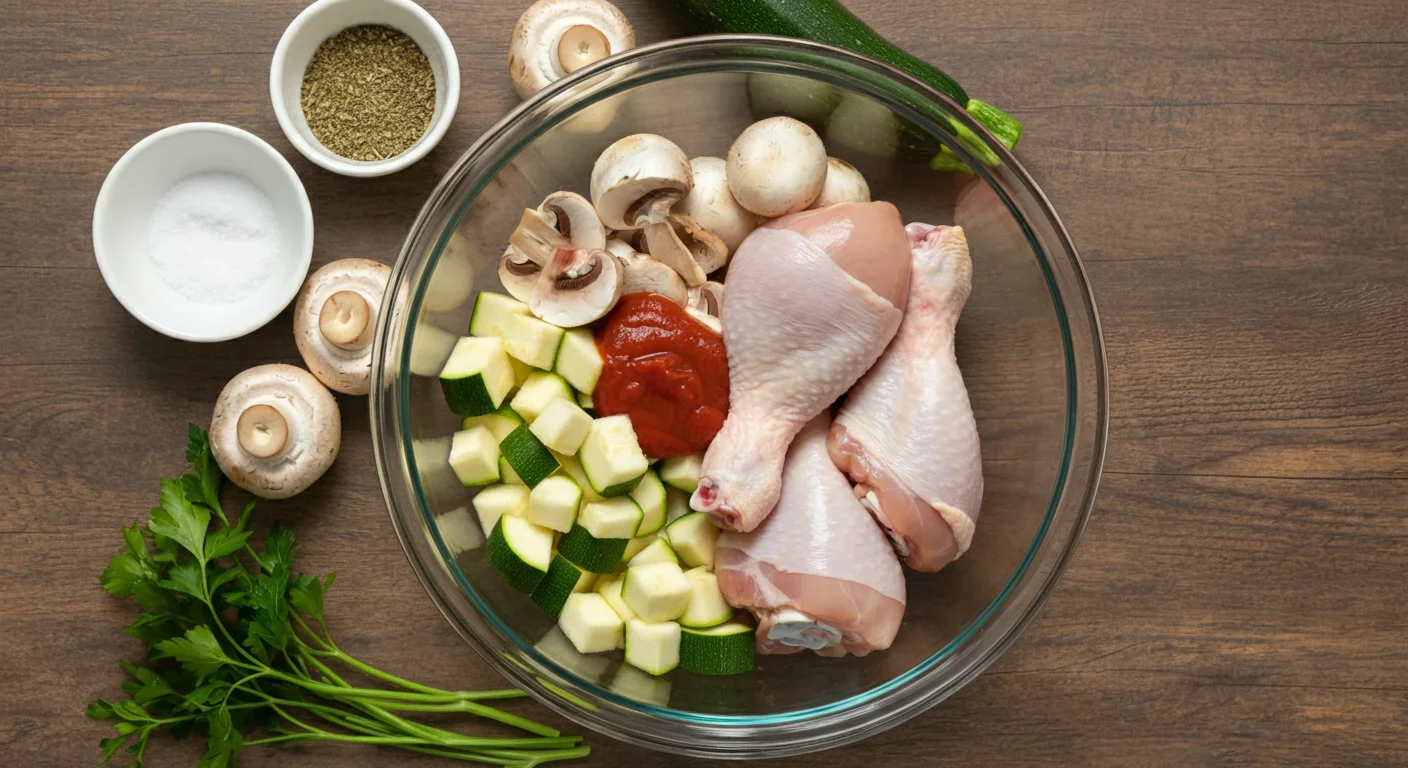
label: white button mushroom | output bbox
[210,364,341,500]
[687,280,724,319]
[641,214,725,287]
[498,245,541,304]
[293,259,392,396]
[674,156,759,252]
[809,157,872,209]
[616,249,688,306]
[508,0,635,99]
[726,117,828,217]
[538,191,606,251]
[590,133,692,231]
[530,247,625,327]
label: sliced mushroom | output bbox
[810,157,872,208]
[539,191,606,251]
[688,281,724,318]
[727,116,828,217]
[508,0,635,99]
[675,156,759,252]
[603,237,637,260]
[210,364,341,500]
[590,133,692,230]
[686,307,722,335]
[641,214,724,286]
[508,207,569,265]
[293,258,392,395]
[617,251,688,305]
[499,245,542,303]
[530,247,624,326]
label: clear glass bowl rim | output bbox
[370,34,1109,758]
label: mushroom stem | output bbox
[237,404,289,459]
[319,290,372,350]
[558,24,610,73]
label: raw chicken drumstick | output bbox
[830,224,983,572]
[715,414,907,657]
[692,201,912,532]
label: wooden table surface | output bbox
[4,0,1406,765]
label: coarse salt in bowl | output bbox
[92,122,314,342]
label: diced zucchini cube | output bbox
[594,574,636,622]
[434,507,483,555]
[554,328,604,394]
[510,372,574,423]
[621,534,656,562]
[622,562,692,622]
[448,427,500,487]
[577,390,594,411]
[528,475,583,533]
[625,619,681,676]
[486,515,554,594]
[535,626,611,681]
[679,567,732,628]
[628,537,677,567]
[659,454,703,493]
[503,313,565,370]
[665,487,692,524]
[472,484,529,534]
[529,398,594,455]
[630,469,668,536]
[469,292,531,338]
[556,453,605,503]
[500,457,525,485]
[559,592,624,653]
[440,336,515,417]
[579,497,644,539]
[579,415,649,497]
[461,406,525,442]
[665,511,720,569]
[498,424,561,488]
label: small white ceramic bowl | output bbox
[93,122,314,342]
[270,0,460,177]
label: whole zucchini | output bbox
[672,0,1022,151]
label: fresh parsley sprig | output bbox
[90,425,587,768]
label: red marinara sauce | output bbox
[593,293,729,459]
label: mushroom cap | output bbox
[590,133,692,230]
[499,245,542,303]
[675,156,759,252]
[293,258,391,396]
[810,157,872,209]
[539,191,607,251]
[530,247,624,326]
[727,116,828,217]
[617,251,688,305]
[508,0,635,100]
[210,364,341,500]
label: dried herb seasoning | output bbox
[300,25,436,162]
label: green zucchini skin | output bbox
[672,0,969,106]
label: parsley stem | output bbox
[363,699,560,737]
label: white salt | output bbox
[147,172,280,304]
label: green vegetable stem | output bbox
[90,425,587,767]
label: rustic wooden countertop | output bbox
[3,0,1405,765]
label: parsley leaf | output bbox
[154,626,232,681]
[148,480,208,560]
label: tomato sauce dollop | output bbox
[593,293,729,459]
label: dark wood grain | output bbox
[3,0,1407,765]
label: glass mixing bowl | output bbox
[370,35,1107,759]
